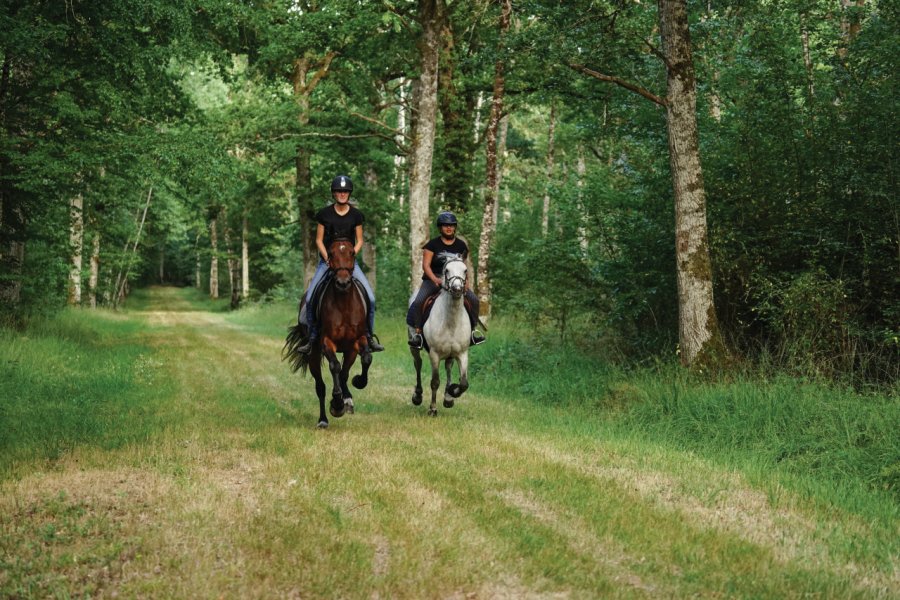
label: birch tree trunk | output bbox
[363,169,379,292]
[224,220,240,309]
[209,213,219,300]
[408,0,445,291]
[497,114,509,223]
[194,231,202,290]
[576,146,589,252]
[801,13,815,101]
[88,230,100,308]
[391,79,409,212]
[115,187,152,307]
[476,0,512,323]
[67,192,84,306]
[242,212,249,300]
[658,0,725,367]
[541,102,556,237]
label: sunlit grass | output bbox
[1,287,897,599]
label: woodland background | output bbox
[0,0,897,386]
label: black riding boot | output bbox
[297,333,317,354]
[368,334,385,352]
[471,329,486,346]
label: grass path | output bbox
[1,287,897,598]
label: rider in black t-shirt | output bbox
[297,174,384,353]
[406,211,486,348]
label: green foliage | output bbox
[0,309,172,477]
[470,321,900,506]
[2,0,896,387]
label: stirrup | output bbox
[368,334,385,352]
[408,332,423,349]
[297,337,317,354]
[471,330,486,346]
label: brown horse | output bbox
[283,238,373,428]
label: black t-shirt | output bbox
[422,236,468,281]
[315,204,364,248]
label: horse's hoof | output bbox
[330,399,345,418]
[428,408,438,417]
[447,384,464,398]
[346,400,355,414]
[351,375,367,389]
[411,393,423,406]
[443,398,455,408]
[317,420,329,429]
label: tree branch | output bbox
[306,50,338,93]
[349,111,412,141]
[568,62,667,107]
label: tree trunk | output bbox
[88,230,100,308]
[542,101,556,237]
[839,0,865,57]
[576,146,589,252]
[476,0,512,323]
[209,214,219,300]
[363,169,379,292]
[242,212,249,300]
[194,231,202,290]
[658,0,725,367]
[391,78,409,213]
[801,13,815,101]
[408,0,445,291]
[115,188,151,307]
[224,219,240,309]
[67,192,84,306]
[497,114,510,223]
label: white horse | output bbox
[410,258,471,416]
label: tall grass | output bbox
[470,321,900,519]
[0,308,174,478]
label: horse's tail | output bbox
[282,323,310,375]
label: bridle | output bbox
[328,240,355,281]
[442,258,467,297]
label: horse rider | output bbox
[407,210,486,349]
[297,174,384,354]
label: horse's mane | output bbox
[437,251,463,260]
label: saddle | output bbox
[421,288,476,326]
[307,272,369,326]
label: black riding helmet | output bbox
[331,174,353,194]
[436,211,458,228]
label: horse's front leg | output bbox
[339,349,358,415]
[323,343,346,418]
[410,346,424,406]
[428,351,441,416]
[445,351,470,406]
[309,352,328,429]
[351,341,371,391]
[442,357,456,408]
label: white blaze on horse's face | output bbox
[443,260,466,298]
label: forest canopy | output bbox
[1,0,897,384]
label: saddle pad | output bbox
[422,290,475,326]
[313,276,369,324]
